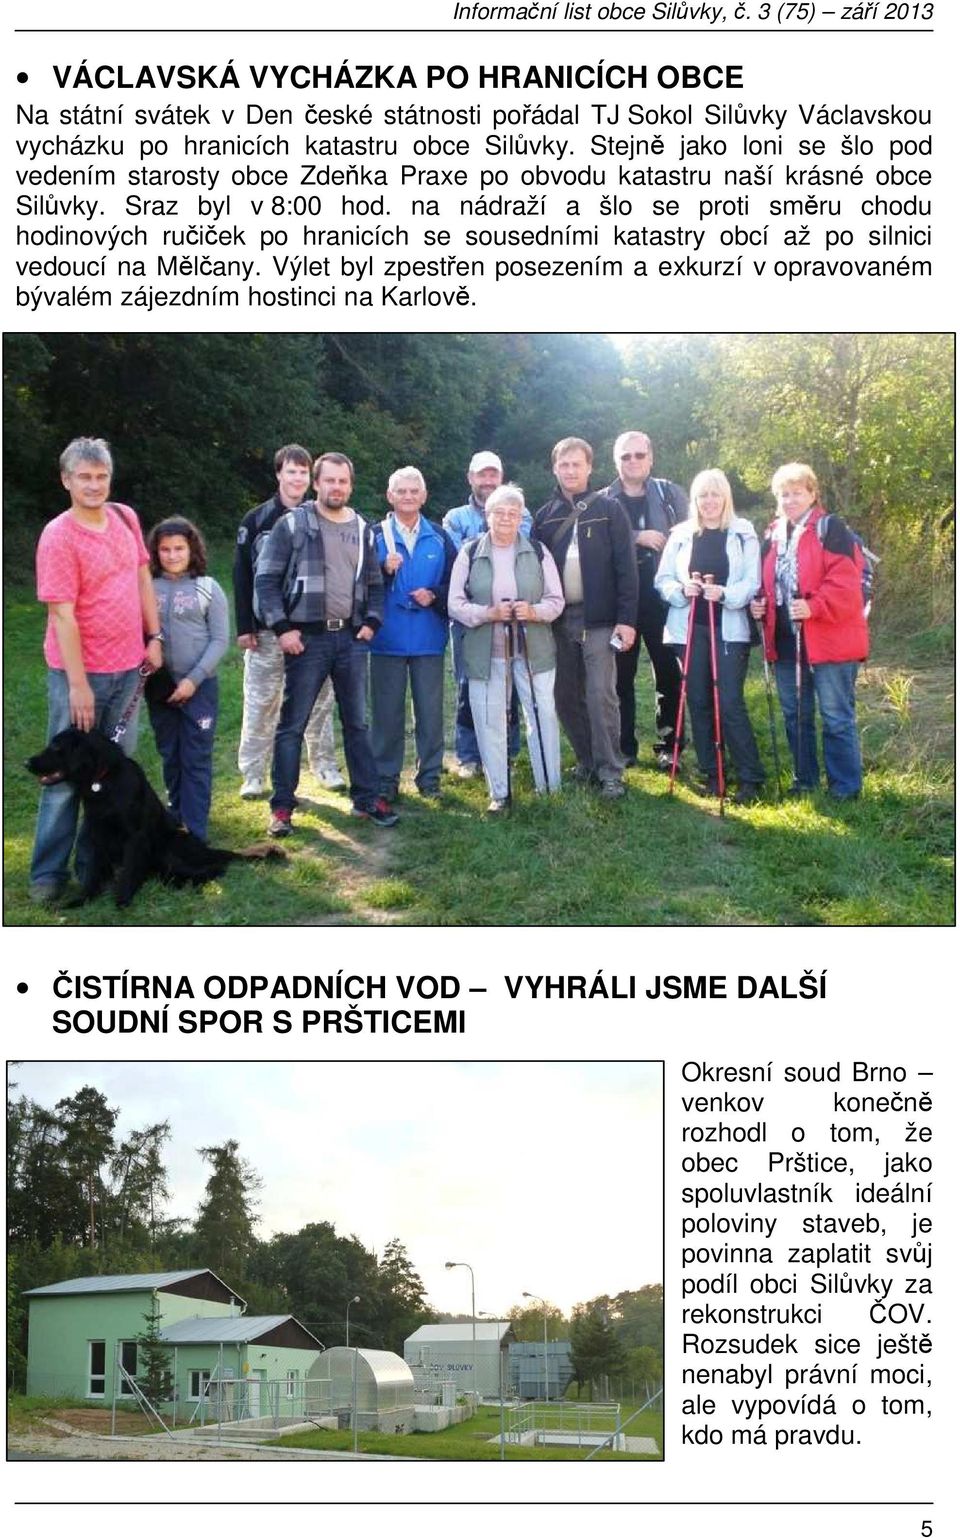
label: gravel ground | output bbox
[7,1424,412,1461]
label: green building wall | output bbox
[26,1289,238,1400]
[166,1344,322,1424]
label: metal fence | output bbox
[190,1374,336,1437]
[506,1400,625,1449]
[190,1368,419,1440]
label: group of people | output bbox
[27,431,870,902]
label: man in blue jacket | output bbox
[370,467,456,805]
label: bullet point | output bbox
[17,72,29,83]
[17,982,28,993]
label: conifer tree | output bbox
[136,1297,173,1404]
[194,1140,261,1281]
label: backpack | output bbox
[648,477,686,530]
[236,498,283,574]
[195,575,215,618]
[816,514,879,617]
[281,504,313,614]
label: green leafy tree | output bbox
[621,334,721,483]
[489,333,637,508]
[569,1306,627,1399]
[250,1220,379,1344]
[7,1255,26,1391]
[626,1344,664,1399]
[6,330,953,632]
[584,1284,663,1349]
[506,1300,568,1342]
[706,332,955,621]
[41,334,320,536]
[1,335,58,566]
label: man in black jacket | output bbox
[233,444,345,800]
[255,452,398,834]
[605,431,689,770]
[533,437,638,799]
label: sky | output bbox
[10,1061,662,1317]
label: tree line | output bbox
[3,332,953,632]
[7,1082,662,1397]
[6,1083,433,1379]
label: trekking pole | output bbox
[504,617,514,806]
[669,573,699,794]
[762,655,784,801]
[754,585,783,801]
[793,593,804,789]
[518,621,549,790]
[704,573,726,815]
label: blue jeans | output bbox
[149,676,219,840]
[271,629,377,813]
[675,634,764,788]
[452,620,520,765]
[30,666,142,890]
[774,658,862,796]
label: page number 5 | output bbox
[920,1522,933,1536]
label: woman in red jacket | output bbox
[750,463,868,800]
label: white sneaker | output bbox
[457,762,480,780]
[316,766,346,791]
[239,777,265,799]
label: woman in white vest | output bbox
[448,484,565,813]
[655,469,766,804]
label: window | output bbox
[118,1340,138,1394]
[88,1341,106,1397]
[285,1370,300,1398]
[189,1369,212,1400]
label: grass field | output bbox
[6,1393,662,1460]
[3,548,954,926]
[275,1399,663,1460]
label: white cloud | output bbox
[11,1061,661,1315]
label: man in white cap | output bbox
[443,452,531,777]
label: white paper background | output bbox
[2,1,955,1531]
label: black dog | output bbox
[26,727,285,908]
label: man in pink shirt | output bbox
[30,437,163,902]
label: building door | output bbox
[245,1375,261,1418]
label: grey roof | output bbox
[159,1315,321,1348]
[405,1322,511,1344]
[25,1269,239,1298]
